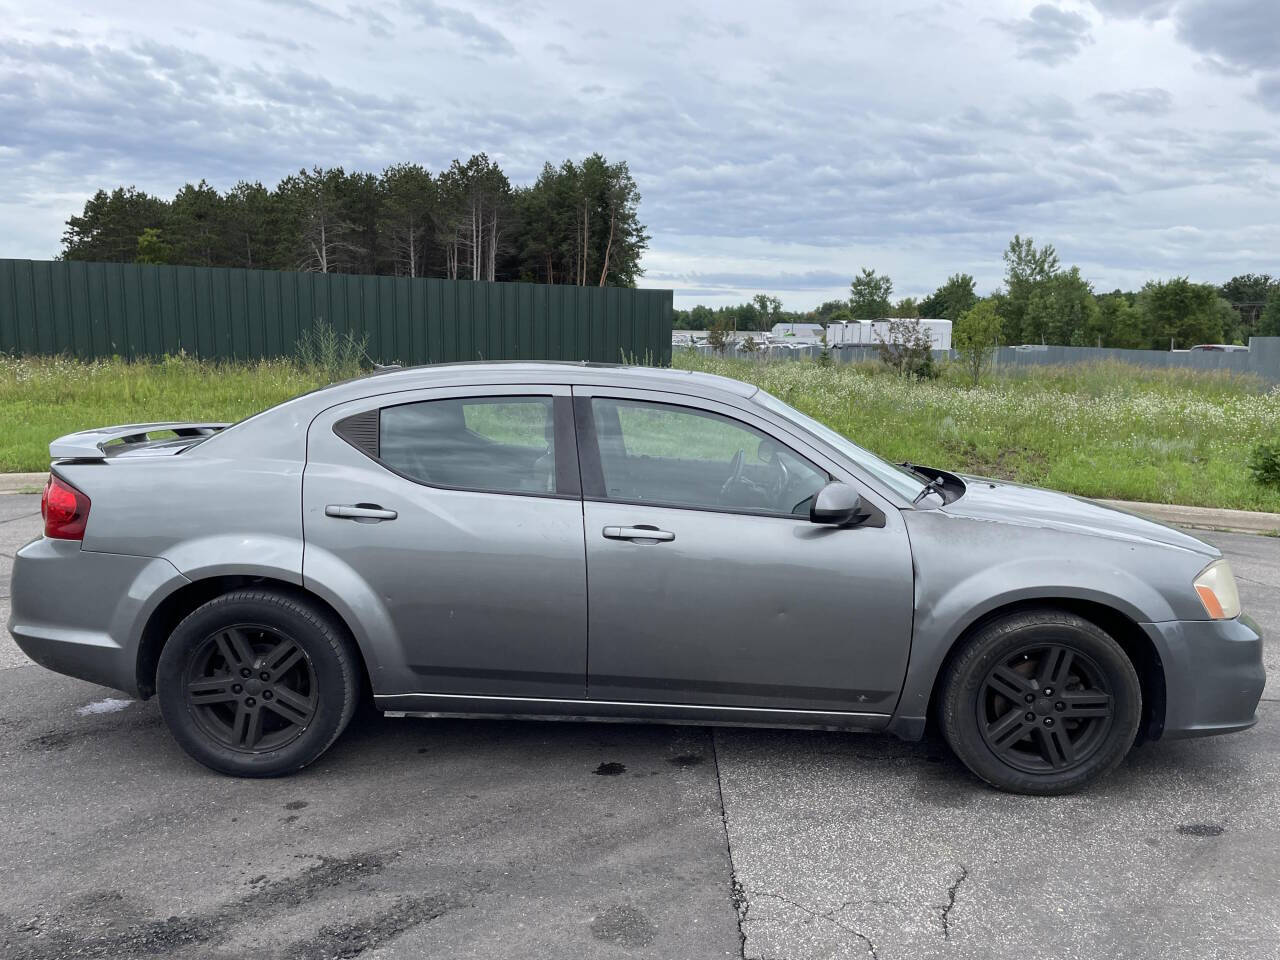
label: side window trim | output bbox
[553,395,582,497]
[333,389,581,501]
[573,393,829,521]
[572,395,605,498]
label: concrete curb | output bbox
[2,471,1277,534]
[1098,499,1280,536]
[0,472,46,494]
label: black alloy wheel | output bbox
[158,589,360,777]
[938,609,1142,795]
[183,624,318,753]
[977,643,1114,774]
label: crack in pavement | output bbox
[1236,573,1280,589]
[939,865,969,940]
[710,729,749,960]
[0,512,39,526]
[741,891,880,960]
[709,732,970,959]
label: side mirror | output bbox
[810,481,870,527]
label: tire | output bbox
[938,609,1141,795]
[157,589,360,777]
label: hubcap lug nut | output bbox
[260,671,270,681]
[1024,694,1035,703]
[246,697,256,707]
[1043,687,1053,696]
[232,683,243,694]
[1055,701,1065,711]
[1044,718,1054,726]
[1025,712,1035,721]
[263,690,273,700]
[240,668,251,678]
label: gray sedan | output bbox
[8,363,1264,793]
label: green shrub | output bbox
[295,321,369,381]
[1249,441,1280,488]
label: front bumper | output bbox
[8,537,189,696]
[1143,614,1266,740]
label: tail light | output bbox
[42,474,91,540]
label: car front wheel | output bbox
[938,609,1142,795]
[157,589,360,777]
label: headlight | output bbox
[1194,559,1241,620]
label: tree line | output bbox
[60,153,649,287]
[675,236,1280,349]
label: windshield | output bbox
[752,390,927,502]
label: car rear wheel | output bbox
[938,609,1142,795]
[157,589,360,777]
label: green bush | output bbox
[1248,441,1280,488]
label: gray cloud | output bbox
[1087,0,1172,19]
[999,4,1094,66]
[545,42,588,66]
[649,270,851,292]
[349,4,396,39]
[1092,0,1280,113]
[400,0,514,54]
[1175,0,1278,73]
[2,1,1279,307]
[235,30,315,53]
[262,0,349,21]
[1258,74,1280,113]
[1092,87,1173,114]
[1174,0,1280,112]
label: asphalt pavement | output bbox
[1,494,1277,959]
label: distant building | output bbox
[770,318,953,350]
[771,322,826,339]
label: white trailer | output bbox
[823,318,952,350]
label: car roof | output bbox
[315,361,759,405]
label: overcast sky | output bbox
[1,0,1278,309]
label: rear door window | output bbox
[380,396,557,495]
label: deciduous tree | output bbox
[918,273,977,322]
[1138,278,1224,349]
[849,268,893,320]
[953,300,1002,386]
[1259,291,1280,337]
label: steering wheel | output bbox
[769,452,789,503]
[719,448,745,497]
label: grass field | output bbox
[674,353,1280,512]
[0,355,331,475]
[3,352,1279,511]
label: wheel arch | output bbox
[920,597,1166,743]
[135,575,370,700]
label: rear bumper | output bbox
[1144,614,1266,740]
[7,537,188,696]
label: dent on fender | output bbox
[300,542,395,688]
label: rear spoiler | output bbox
[49,422,230,460]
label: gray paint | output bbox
[6,361,1266,745]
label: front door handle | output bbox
[325,504,398,522]
[603,525,675,542]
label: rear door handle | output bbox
[325,504,398,522]
[603,525,675,542]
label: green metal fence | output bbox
[0,259,673,366]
